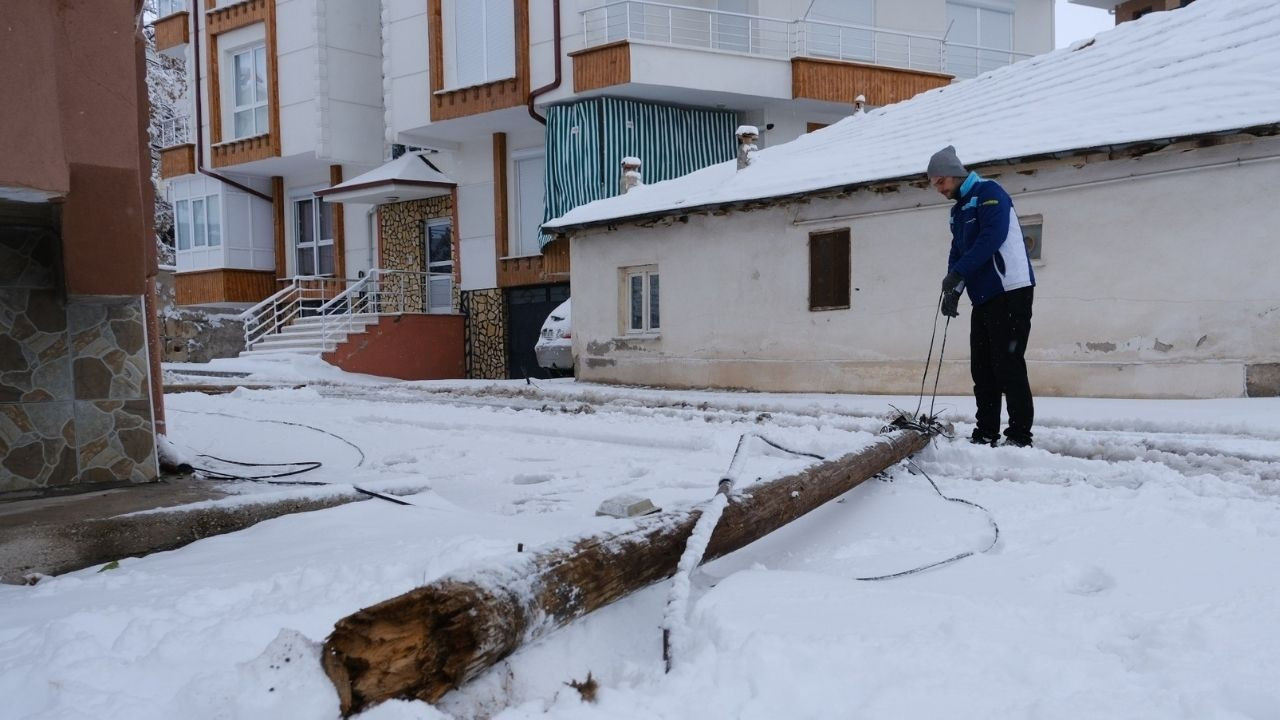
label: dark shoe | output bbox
[1002,435,1033,448]
[969,430,999,447]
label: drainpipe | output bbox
[190,4,273,202]
[526,0,562,125]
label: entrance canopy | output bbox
[316,152,455,205]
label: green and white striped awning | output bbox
[542,97,737,247]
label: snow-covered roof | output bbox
[316,152,455,205]
[544,0,1280,232]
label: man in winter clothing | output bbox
[927,145,1036,447]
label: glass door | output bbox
[425,218,453,313]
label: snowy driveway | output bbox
[2,379,1279,719]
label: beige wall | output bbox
[569,135,1280,398]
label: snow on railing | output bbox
[581,1,1032,77]
[155,114,191,148]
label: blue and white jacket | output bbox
[947,172,1035,306]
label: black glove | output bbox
[941,289,961,318]
[941,271,963,294]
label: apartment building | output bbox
[154,0,1053,379]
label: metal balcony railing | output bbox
[154,114,191,148]
[241,271,454,352]
[581,1,1033,78]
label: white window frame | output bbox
[157,0,186,18]
[293,194,335,277]
[230,43,269,139]
[509,148,546,259]
[622,265,660,335]
[174,194,221,252]
[441,0,516,91]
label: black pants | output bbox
[970,286,1034,443]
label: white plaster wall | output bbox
[384,0,431,142]
[324,0,386,164]
[628,44,793,101]
[452,140,498,291]
[569,138,1280,398]
[277,0,321,157]
[1013,0,1055,54]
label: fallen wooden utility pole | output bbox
[322,427,931,715]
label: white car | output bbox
[534,299,573,375]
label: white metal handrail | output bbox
[241,270,455,353]
[581,1,1033,77]
[154,114,190,148]
[316,269,451,350]
[240,275,355,349]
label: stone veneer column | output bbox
[462,288,507,379]
[1,223,157,493]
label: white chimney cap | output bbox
[854,94,866,103]
[735,125,759,136]
[621,156,642,166]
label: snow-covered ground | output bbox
[3,367,1279,719]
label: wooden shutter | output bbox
[809,228,850,311]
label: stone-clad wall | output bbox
[1,225,157,494]
[462,288,506,379]
[378,196,457,314]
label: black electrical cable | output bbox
[854,457,999,581]
[168,408,412,505]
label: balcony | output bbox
[579,1,1032,81]
[156,114,195,179]
[153,1,189,58]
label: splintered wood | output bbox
[323,429,930,715]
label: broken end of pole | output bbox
[323,580,531,716]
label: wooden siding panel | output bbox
[211,134,275,167]
[272,176,286,279]
[175,268,276,305]
[497,238,570,288]
[570,41,631,93]
[155,12,190,53]
[160,144,195,179]
[493,132,508,261]
[427,0,530,121]
[330,165,345,278]
[791,58,951,106]
[206,0,269,35]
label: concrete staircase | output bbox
[238,314,380,357]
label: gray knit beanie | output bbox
[926,145,967,178]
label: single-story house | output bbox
[543,0,1280,399]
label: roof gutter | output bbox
[526,0,561,125]
[190,6,273,203]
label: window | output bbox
[232,44,269,138]
[157,0,186,17]
[512,152,545,257]
[442,0,515,89]
[945,2,1013,77]
[1019,215,1042,261]
[294,197,334,276]
[624,267,660,333]
[174,195,221,252]
[809,228,850,311]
